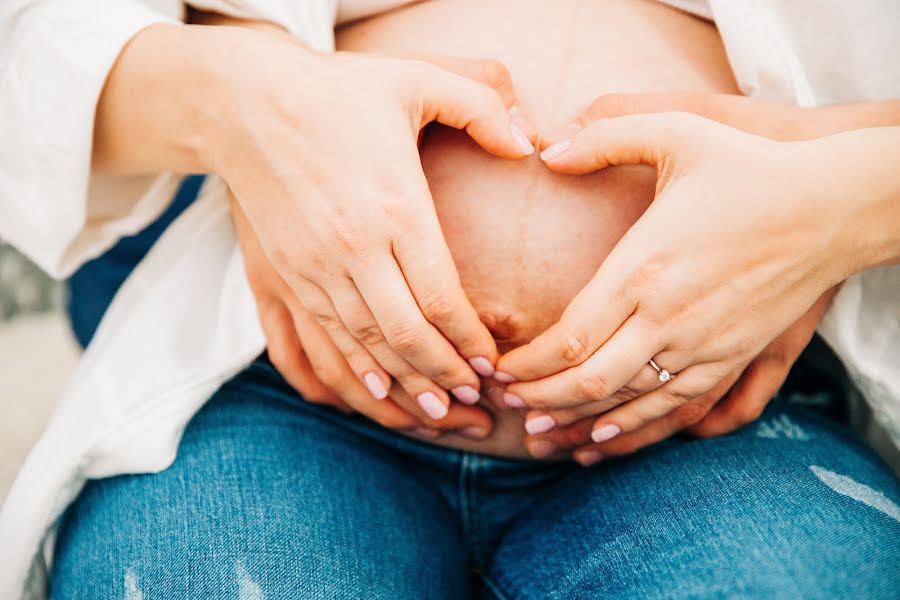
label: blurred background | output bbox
[0,243,80,501]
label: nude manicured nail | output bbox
[494,371,517,383]
[451,385,481,405]
[458,426,488,440]
[525,414,557,435]
[503,392,526,409]
[529,440,557,459]
[576,450,604,467]
[468,356,496,378]
[511,124,535,155]
[591,424,621,443]
[363,372,388,400]
[540,139,572,161]
[417,392,448,420]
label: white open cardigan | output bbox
[1,1,898,597]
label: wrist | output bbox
[813,127,900,277]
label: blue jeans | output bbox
[51,358,900,599]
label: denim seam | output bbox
[468,454,484,567]
[459,452,474,567]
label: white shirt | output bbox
[1,1,898,597]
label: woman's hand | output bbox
[95,23,534,423]
[523,289,836,461]
[231,194,494,440]
[208,29,536,422]
[496,111,898,446]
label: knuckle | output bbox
[386,323,426,355]
[661,387,691,412]
[676,401,711,427]
[419,292,456,325]
[611,383,643,404]
[312,311,344,334]
[560,331,591,365]
[577,373,611,401]
[330,221,367,259]
[477,58,512,89]
[348,322,385,347]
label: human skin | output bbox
[199,2,898,459]
[330,0,740,457]
[92,14,540,424]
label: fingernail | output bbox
[468,356,495,378]
[451,385,481,405]
[458,426,488,440]
[510,105,537,136]
[591,424,622,443]
[494,371,517,383]
[576,450,604,466]
[529,440,557,459]
[363,372,388,400]
[417,392,448,420]
[540,139,572,161]
[525,414,556,435]
[503,392,526,409]
[413,427,441,439]
[511,124,535,156]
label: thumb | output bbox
[539,112,712,175]
[415,60,537,159]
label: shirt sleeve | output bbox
[187,0,338,49]
[0,0,182,278]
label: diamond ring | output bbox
[648,359,673,382]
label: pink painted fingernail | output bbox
[451,385,481,405]
[503,392,526,409]
[417,392,448,420]
[494,371,517,383]
[576,450,604,466]
[540,139,572,161]
[458,426,488,440]
[525,414,557,435]
[529,440,557,459]
[591,424,622,443]
[468,356,495,378]
[413,427,441,439]
[363,372,388,400]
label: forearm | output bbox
[801,101,900,138]
[91,21,308,176]
[821,125,900,275]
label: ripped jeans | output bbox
[50,357,900,599]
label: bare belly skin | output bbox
[336,0,739,457]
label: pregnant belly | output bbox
[336,0,739,458]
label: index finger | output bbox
[496,251,636,382]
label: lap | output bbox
[488,406,900,600]
[51,376,467,600]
